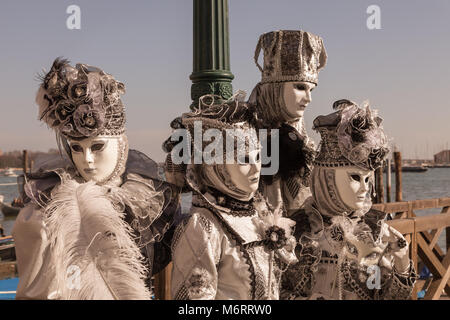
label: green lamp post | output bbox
[190,0,234,109]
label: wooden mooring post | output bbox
[394,151,402,202]
[386,158,391,202]
[22,150,28,175]
[376,166,384,203]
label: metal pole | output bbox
[155,0,234,300]
[190,0,234,109]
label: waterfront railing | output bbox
[374,197,450,300]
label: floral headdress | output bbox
[36,58,126,139]
[313,99,389,170]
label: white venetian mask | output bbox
[331,217,386,267]
[334,166,373,211]
[226,149,262,197]
[204,149,261,201]
[282,81,316,119]
[68,134,128,183]
[344,233,385,267]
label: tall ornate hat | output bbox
[313,99,389,170]
[254,30,327,85]
[36,58,126,139]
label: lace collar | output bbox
[206,187,256,217]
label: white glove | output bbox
[380,224,411,274]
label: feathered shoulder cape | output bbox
[18,149,181,299]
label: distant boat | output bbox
[2,169,17,177]
[0,196,21,217]
[402,166,428,172]
[0,236,15,262]
[431,164,450,168]
[385,165,429,173]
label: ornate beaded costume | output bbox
[281,100,417,300]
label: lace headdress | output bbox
[163,93,261,164]
[36,57,126,139]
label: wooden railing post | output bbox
[153,262,172,300]
[446,206,450,252]
[411,217,418,300]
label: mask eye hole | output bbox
[241,155,250,164]
[91,143,105,152]
[295,84,306,91]
[365,176,370,183]
[365,252,379,260]
[346,242,358,256]
[350,174,361,182]
[70,144,83,153]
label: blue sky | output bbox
[0,0,449,161]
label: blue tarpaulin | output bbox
[0,277,18,300]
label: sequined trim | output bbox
[280,31,301,76]
[185,267,216,299]
[341,262,372,300]
[174,284,189,300]
[383,261,417,300]
[171,217,189,253]
[198,215,212,234]
[207,188,256,217]
[247,248,268,299]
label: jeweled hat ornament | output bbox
[36,57,126,139]
[254,30,327,85]
[313,99,390,170]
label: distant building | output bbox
[434,150,450,164]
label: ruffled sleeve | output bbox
[170,208,222,300]
[378,261,418,300]
[12,204,58,299]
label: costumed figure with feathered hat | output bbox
[281,99,417,300]
[12,58,181,299]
